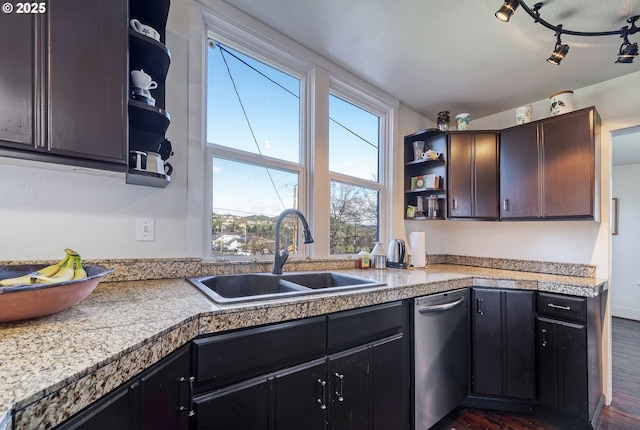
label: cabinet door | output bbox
[371,336,408,430]
[504,291,535,400]
[193,377,270,430]
[47,0,127,163]
[329,346,370,430]
[500,124,540,219]
[560,322,589,420]
[473,132,499,219]
[537,318,560,409]
[138,346,191,430]
[0,12,34,148]
[472,289,503,396]
[537,317,588,420]
[542,109,595,218]
[448,133,473,217]
[473,289,535,399]
[274,359,327,430]
[55,384,134,430]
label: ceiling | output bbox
[222,0,640,121]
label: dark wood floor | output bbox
[431,317,640,430]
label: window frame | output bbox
[327,81,389,256]
[196,1,398,261]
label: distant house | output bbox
[212,234,245,252]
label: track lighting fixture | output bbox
[495,0,519,22]
[494,1,640,65]
[616,33,639,64]
[546,29,569,65]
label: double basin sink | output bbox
[188,271,386,304]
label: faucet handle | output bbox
[278,248,289,272]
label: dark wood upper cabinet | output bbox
[0,0,128,170]
[448,132,499,219]
[0,13,35,148]
[500,107,600,220]
[47,0,127,164]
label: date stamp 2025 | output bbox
[2,2,46,14]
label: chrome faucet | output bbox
[272,209,314,275]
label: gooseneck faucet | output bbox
[272,209,314,275]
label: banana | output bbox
[32,255,76,284]
[0,253,71,286]
[0,274,37,287]
[36,254,71,277]
[72,255,88,280]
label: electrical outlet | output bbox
[136,217,155,241]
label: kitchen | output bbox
[1,0,639,429]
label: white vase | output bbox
[549,91,574,116]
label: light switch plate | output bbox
[136,217,155,241]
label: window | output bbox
[202,10,396,260]
[328,94,382,254]
[207,41,304,257]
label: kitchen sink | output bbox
[187,271,385,304]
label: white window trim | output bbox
[189,0,400,261]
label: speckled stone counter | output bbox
[0,263,607,430]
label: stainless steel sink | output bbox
[188,271,385,304]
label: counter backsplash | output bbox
[1,254,596,282]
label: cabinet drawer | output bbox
[327,301,406,352]
[192,316,326,390]
[537,293,586,323]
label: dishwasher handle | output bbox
[417,295,465,313]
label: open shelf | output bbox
[126,168,170,188]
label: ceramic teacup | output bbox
[130,19,160,41]
[131,69,157,90]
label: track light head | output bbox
[495,0,519,22]
[547,44,570,65]
[616,41,638,63]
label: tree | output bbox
[330,182,378,254]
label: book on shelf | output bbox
[410,174,439,190]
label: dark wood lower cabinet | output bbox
[537,317,589,418]
[191,301,409,430]
[55,345,191,430]
[471,288,536,400]
[274,360,327,430]
[137,345,191,430]
[193,377,271,430]
[536,292,605,425]
[55,384,134,430]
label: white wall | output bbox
[611,163,640,320]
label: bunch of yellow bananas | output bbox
[0,249,88,287]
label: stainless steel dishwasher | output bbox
[414,288,469,429]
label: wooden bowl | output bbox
[0,265,114,323]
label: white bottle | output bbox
[371,242,386,269]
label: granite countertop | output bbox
[0,264,607,430]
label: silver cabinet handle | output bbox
[476,298,484,315]
[178,376,195,416]
[548,303,571,311]
[317,379,327,409]
[452,198,458,211]
[503,198,509,212]
[334,372,345,402]
[541,328,548,347]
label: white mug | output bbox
[130,69,157,90]
[144,152,164,174]
[130,19,160,41]
[515,105,533,125]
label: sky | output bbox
[206,41,380,218]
